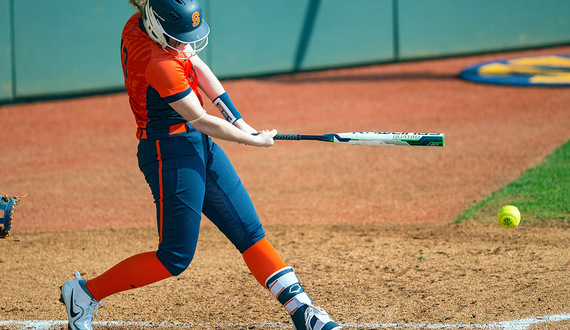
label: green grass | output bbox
[455,139,570,224]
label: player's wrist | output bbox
[234,119,257,134]
[213,92,242,124]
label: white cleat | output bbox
[297,305,342,330]
[59,273,102,330]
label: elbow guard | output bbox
[213,92,242,124]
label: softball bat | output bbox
[273,132,445,147]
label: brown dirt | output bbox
[1,46,569,329]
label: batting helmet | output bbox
[143,0,210,55]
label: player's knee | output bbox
[156,247,195,276]
[235,222,266,253]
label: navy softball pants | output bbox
[137,130,265,276]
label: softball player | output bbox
[59,1,342,329]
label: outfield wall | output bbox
[1,0,569,102]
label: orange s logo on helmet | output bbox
[192,11,200,27]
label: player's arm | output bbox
[168,91,275,147]
[191,55,257,134]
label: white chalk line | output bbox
[0,314,569,329]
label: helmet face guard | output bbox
[143,0,210,57]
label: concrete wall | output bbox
[1,0,569,103]
[397,0,570,59]
[0,0,13,101]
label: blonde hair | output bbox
[128,0,145,13]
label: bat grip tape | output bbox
[273,134,301,140]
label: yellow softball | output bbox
[497,205,521,228]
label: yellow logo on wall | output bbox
[459,54,570,86]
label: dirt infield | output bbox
[1,46,569,329]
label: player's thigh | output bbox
[138,137,207,218]
[202,142,265,253]
[138,137,207,273]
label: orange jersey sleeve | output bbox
[146,49,194,102]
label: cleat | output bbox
[60,274,102,330]
[265,267,342,330]
[293,305,342,330]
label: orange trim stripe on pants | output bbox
[156,140,164,244]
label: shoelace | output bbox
[84,300,104,327]
[88,300,104,317]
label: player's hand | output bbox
[251,129,277,147]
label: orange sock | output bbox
[85,251,172,301]
[242,238,287,287]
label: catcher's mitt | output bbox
[0,193,26,242]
